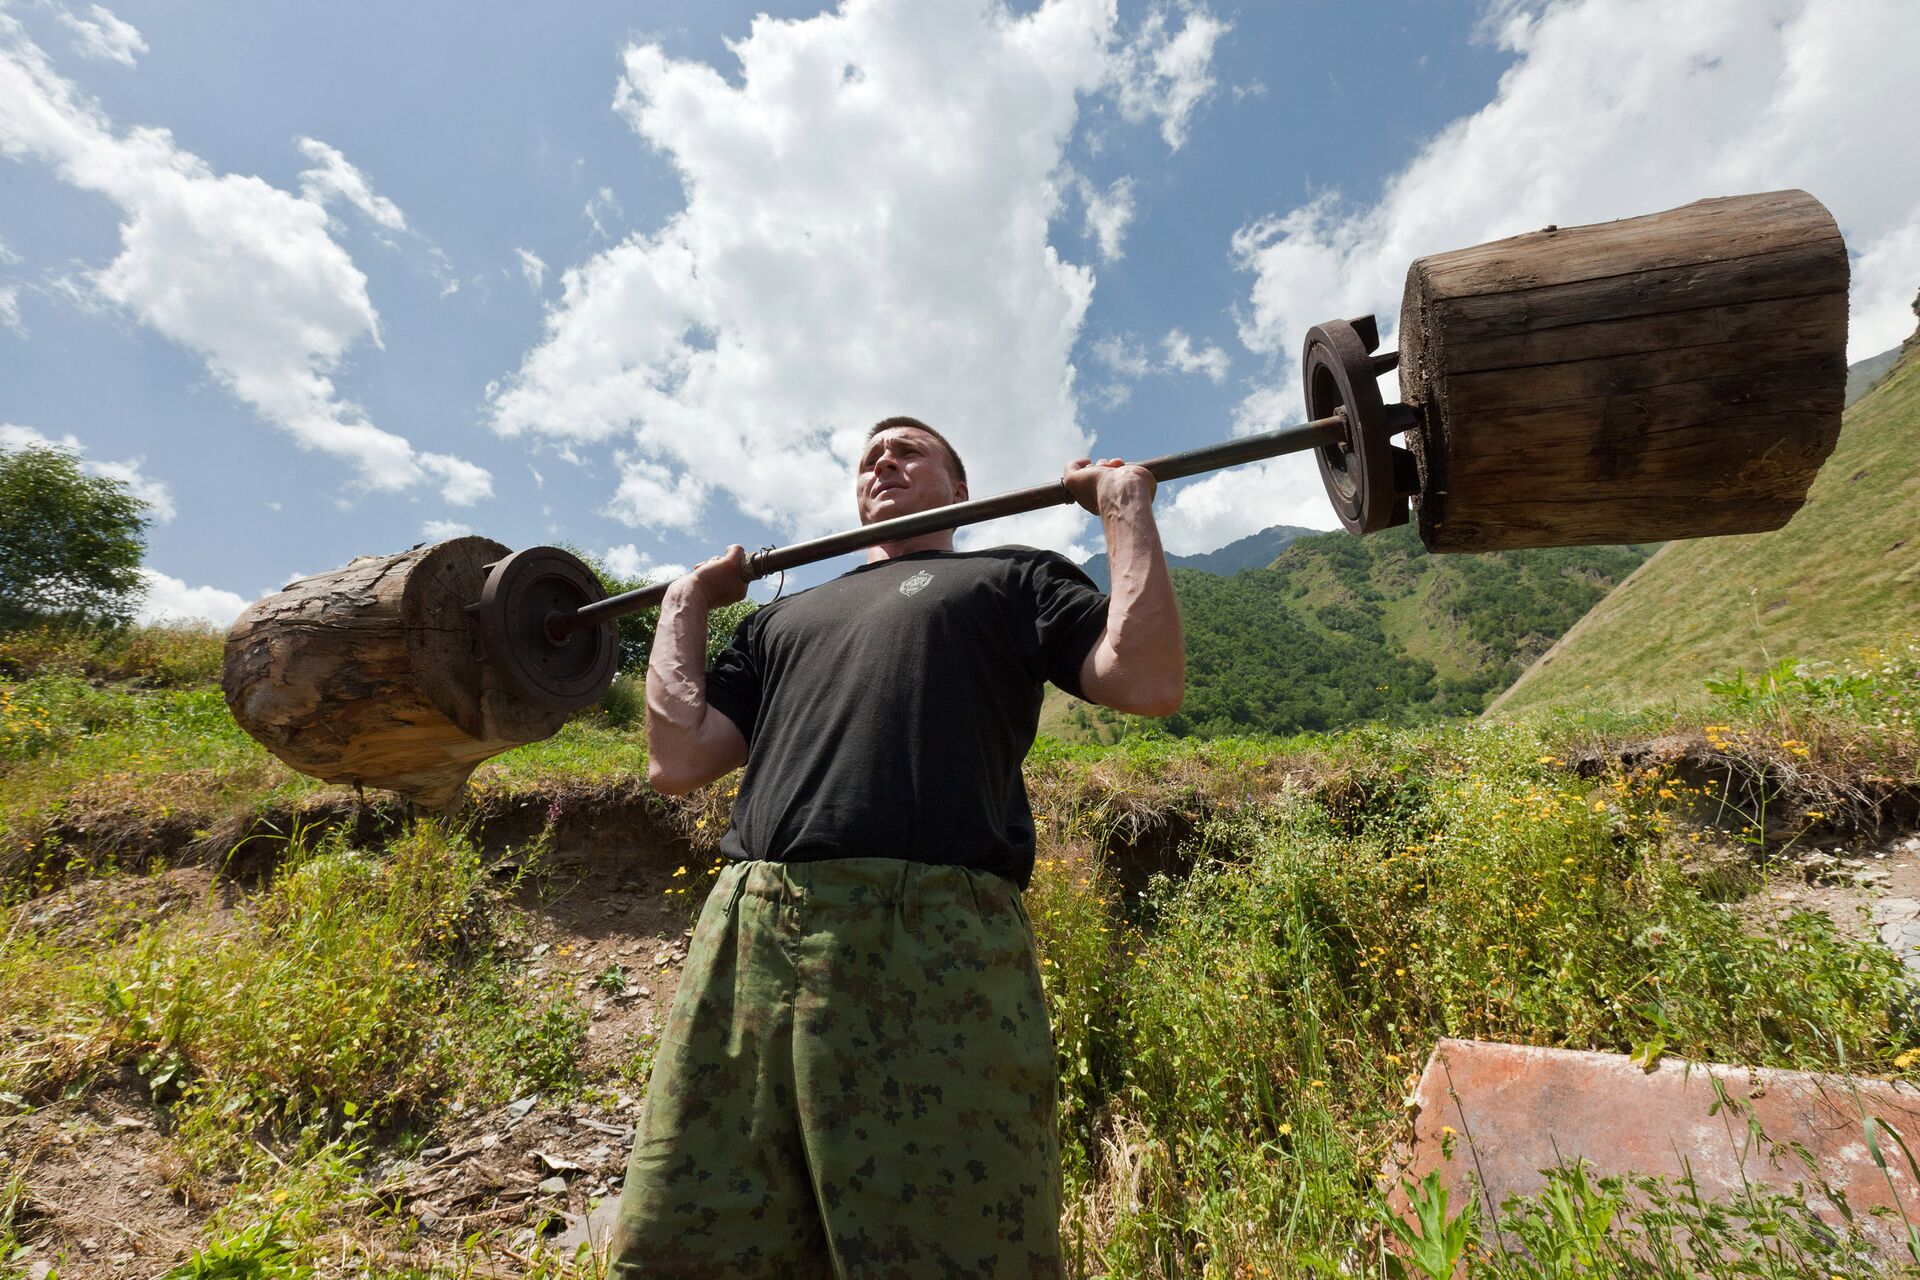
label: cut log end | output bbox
[221,538,573,809]
[1398,189,1849,553]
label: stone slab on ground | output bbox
[1395,1038,1920,1261]
[552,1195,622,1257]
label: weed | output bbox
[159,1215,310,1279]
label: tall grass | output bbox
[0,631,1913,1274]
[1029,643,1920,1276]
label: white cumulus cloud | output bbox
[603,543,688,584]
[1077,173,1135,262]
[58,4,144,67]
[420,519,474,541]
[583,187,622,239]
[1162,0,1920,556]
[1084,328,1227,411]
[296,137,408,233]
[135,568,249,627]
[1108,2,1228,150]
[1160,328,1227,383]
[0,421,176,522]
[516,247,547,293]
[0,18,491,506]
[1090,333,1151,378]
[490,0,1224,552]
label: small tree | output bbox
[0,445,150,631]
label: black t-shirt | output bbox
[703,547,1109,888]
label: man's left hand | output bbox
[1063,457,1155,516]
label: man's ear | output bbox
[954,480,969,503]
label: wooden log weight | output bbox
[221,537,572,809]
[1397,189,1848,552]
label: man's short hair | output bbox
[865,416,967,488]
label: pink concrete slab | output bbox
[1394,1038,1920,1261]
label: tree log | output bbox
[221,538,570,809]
[1399,190,1848,552]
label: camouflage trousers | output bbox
[608,857,1063,1279]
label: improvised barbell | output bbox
[222,189,1850,808]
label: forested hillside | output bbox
[1050,524,1650,740]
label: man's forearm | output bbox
[645,580,745,793]
[646,580,714,731]
[1085,481,1184,716]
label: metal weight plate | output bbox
[1304,317,1412,535]
[470,546,619,713]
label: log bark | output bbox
[221,538,569,809]
[1398,190,1848,552]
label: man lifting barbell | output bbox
[609,416,1184,1277]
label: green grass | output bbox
[0,822,583,1124]
[1496,343,1920,715]
[0,622,1916,1274]
[0,673,310,892]
[1027,640,1920,1276]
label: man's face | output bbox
[855,427,968,525]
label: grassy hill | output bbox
[1045,524,1651,741]
[1495,341,1920,715]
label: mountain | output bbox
[1078,523,1319,592]
[1493,341,1920,715]
[1044,524,1652,741]
[1846,344,1904,406]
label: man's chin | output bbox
[863,493,947,523]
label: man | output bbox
[612,417,1182,1278]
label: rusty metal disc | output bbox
[471,546,618,713]
[1304,316,1414,535]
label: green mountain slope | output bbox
[1043,525,1651,741]
[1494,342,1920,715]
[1078,523,1319,592]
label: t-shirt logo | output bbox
[898,569,934,597]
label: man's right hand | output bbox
[679,544,750,608]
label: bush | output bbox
[0,620,225,687]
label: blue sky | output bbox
[2,0,1914,623]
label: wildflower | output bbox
[673,866,688,877]
[1277,1122,1292,1136]
[1895,1048,1920,1070]
[1440,1125,1458,1137]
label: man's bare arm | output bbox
[1063,460,1185,718]
[645,546,750,795]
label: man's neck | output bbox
[866,530,955,563]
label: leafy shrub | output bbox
[0,621,225,687]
